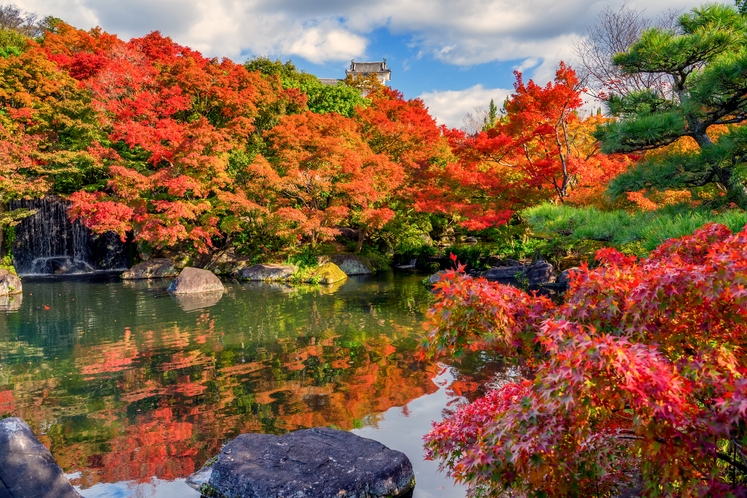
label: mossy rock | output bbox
[307,262,348,284]
[326,254,374,275]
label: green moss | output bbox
[305,262,347,285]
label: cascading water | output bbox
[10,197,128,276]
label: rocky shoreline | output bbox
[0,418,414,498]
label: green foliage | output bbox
[359,247,391,271]
[297,78,369,118]
[379,209,434,256]
[244,56,303,81]
[442,244,492,270]
[524,202,747,255]
[244,56,369,118]
[0,254,15,274]
[286,249,318,269]
[473,222,549,261]
[0,28,27,58]
[597,3,747,206]
[482,98,498,131]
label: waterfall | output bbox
[10,197,128,276]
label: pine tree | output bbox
[482,98,498,131]
[597,4,747,206]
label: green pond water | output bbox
[0,272,505,497]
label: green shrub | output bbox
[523,203,747,256]
[359,247,391,271]
[442,244,492,270]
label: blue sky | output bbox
[18,0,717,127]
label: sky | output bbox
[16,0,720,128]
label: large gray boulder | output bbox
[167,267,225,294]
[427,270,447,285]
[482,266,524,281]
[482,260,555,286]
[557,267,581,287]
[237,264,295,281]
[0,418,81,498]
[0,292,22,311]
[187,427,414,498]
[327,254,374,275]
[204,248,254,276]
[525,260,554,286]
[0,269,22,296]
[121,258,178,280]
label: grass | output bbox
[523,203,747,256]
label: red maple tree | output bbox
[424,223,747,496]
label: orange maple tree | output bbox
[47,27,303,252]
[257,111,404,248]
[416,64,630,229]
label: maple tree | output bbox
[257,111,404,248]
[415,64,630,230]
[355,85,444,172]
[423,223,747,496]
[36,26,304,252]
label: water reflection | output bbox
[171,290,224,311]
[0,274,493,497]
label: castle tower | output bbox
[345,59,391,84]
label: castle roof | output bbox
[350,61,386,73]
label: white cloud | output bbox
[14,0,710,66]
[283,23,367,64]
[419,84,512,129]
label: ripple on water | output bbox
[0,273,500,497]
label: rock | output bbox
[0,269,22,296]
[482,266,524,281]
[306,262,347,284]
[419,233,433,246]
[237,264,295,281]
[486,257,521,268]
[121,258,178,280]
[327,254,374,275]
[427,270,447,284]
[557,267,581,287]
[0,417,81,498]
[187,427,414,498]
[204,248,254,276]
[167,267,225,294]
[465,236,478,245]
[525,260,554,286]
[0,292,22,311]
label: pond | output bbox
[0,272,505,497]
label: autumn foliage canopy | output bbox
[0,16,639,252]
[414,64,631,230]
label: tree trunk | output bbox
[356,227,366,253]
[718,167,747,209]
[0,202,5,260]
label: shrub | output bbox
[524,202,747,255]
[423,223,747,496]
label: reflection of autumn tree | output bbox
[47,330,439,487]
[0,276,445,488]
